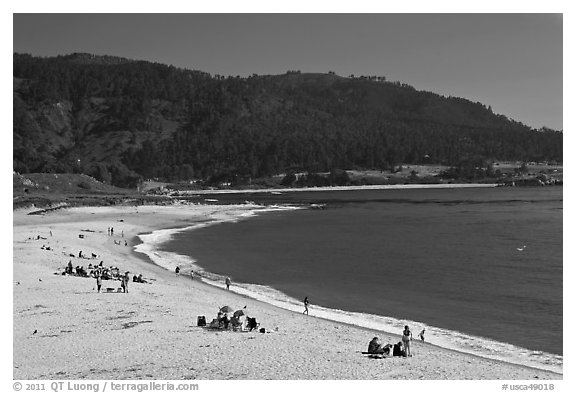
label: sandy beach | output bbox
[13,203,562,380]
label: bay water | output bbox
[139,186,562,372]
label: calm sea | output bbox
[141,186,563,372]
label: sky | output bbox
[12,13,563,130]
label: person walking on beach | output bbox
[303,296,309,315]
[418,329,425,342]
[402,325,413,356]
[225,276,231,290]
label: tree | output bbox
[280,172,297,186]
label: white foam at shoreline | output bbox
[134,203,562,375]
[213,279,562,374]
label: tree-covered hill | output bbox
[13,53,562,188]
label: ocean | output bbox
[135,186,563,373]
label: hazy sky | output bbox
[13,13,563,130]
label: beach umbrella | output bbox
[233,309,245,318]
[220,306,234,314]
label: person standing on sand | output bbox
[303,296,309,315]
[121,272,129,293]
[96,274,102,293]
[225,276,231,290]
[402,325,413,356]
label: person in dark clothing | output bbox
[368,337,384,354]
[96,274,102,293]
[418,329,426,342]
[393,341,406,357]
[222,314,230,329]
[247,317,258,331]
[121,273,129,293]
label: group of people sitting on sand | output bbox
[60,259,150,291]
[95,267,130,293]
[63,260,118,279]
[203,307,259,332]
[36,227,150,294]
[132,273,147,283]
[367,326,426,358]
[63,260,91,277]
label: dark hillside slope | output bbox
[13,53,562,187]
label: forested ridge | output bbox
[13,53,562,188]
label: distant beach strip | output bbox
[172,183,499,195]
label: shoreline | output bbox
[134,200,563,373]
[13,204,562,380]
[161,182,499,196]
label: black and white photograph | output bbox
[9,4,566,387]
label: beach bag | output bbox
[197,316,206,327]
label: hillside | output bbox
[13,53,562,188]
[12,172,171,210]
